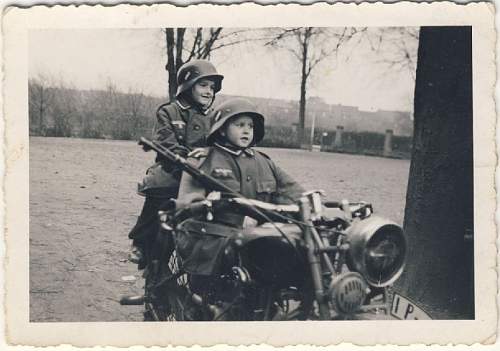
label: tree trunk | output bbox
[165,29,177,101]
[298,74,307,146]
[39,86,45,135]
[298,31,309,146]
[175,28,186,72]
[396,26,474,319]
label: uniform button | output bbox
[193,125,201,131]
[246,176,252,182]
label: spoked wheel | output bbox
[144,250,193,321]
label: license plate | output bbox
[390,293,432,320]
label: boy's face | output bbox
[221,115,254,148]
[191,78,216,106]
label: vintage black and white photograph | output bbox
[3,3,496,347]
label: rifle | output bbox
[138,137,303,261]
[139,137,238,196]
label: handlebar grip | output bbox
[188,201,208,216]
[323,201,341,208]
[172,201,209,223]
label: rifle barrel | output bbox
[138,137,238,196]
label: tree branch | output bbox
[186,28,202,62]
[264,27,302,46]
[200,27,223,59]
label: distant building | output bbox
[215,94,413,136]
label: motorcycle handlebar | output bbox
[175,197,297,224]
[173,198,371,225]
[323,201,342,208]
[172,200,211,223]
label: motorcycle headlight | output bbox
[347,216,406,287]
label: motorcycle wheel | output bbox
[144,249,193,321]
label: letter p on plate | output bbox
[390,293,432,320]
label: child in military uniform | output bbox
[177,98,305,225]
[128,60,223,267]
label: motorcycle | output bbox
[120,138,407,321]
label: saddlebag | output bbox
[174,219,240,276]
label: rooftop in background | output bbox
[216,94,413,136]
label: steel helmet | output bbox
[176,60,224,98]
[207,98,265,146]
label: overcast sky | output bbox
[29,28,418,112]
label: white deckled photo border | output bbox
[2,2,497,347]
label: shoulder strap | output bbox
[158,102,187,123]
[255,149,272,160]
[254,149,280,183]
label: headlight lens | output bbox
[347,216,406,287]
[364,227,405,286]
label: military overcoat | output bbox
[138,100,212,197]
[175,142,305,274]
[177,143,305,215]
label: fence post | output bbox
[384,129,393,157]
[320,132,328,151]
[334,125,344,149]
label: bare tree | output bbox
[164,28,260,100]
[164,27,225,100]
[79,95,103,139]
[119,88,150,140]
[87,80,152,140]
[51,81,79,137]
[266,27,364,145]
[28,73,55,136]
[87,79,120,139]
[363,27,419,81]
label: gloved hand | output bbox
[170,145,190,158]
[187,148,208,159]
[156,145,190,172]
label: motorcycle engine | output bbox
[240,236,306,288]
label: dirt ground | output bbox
[29,137,410,322]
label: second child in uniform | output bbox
[128,60,223,267]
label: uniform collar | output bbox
[214,142,255,157]
[176,99,191,110]
[176,99,210,115]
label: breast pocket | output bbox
[211,168,240,193]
